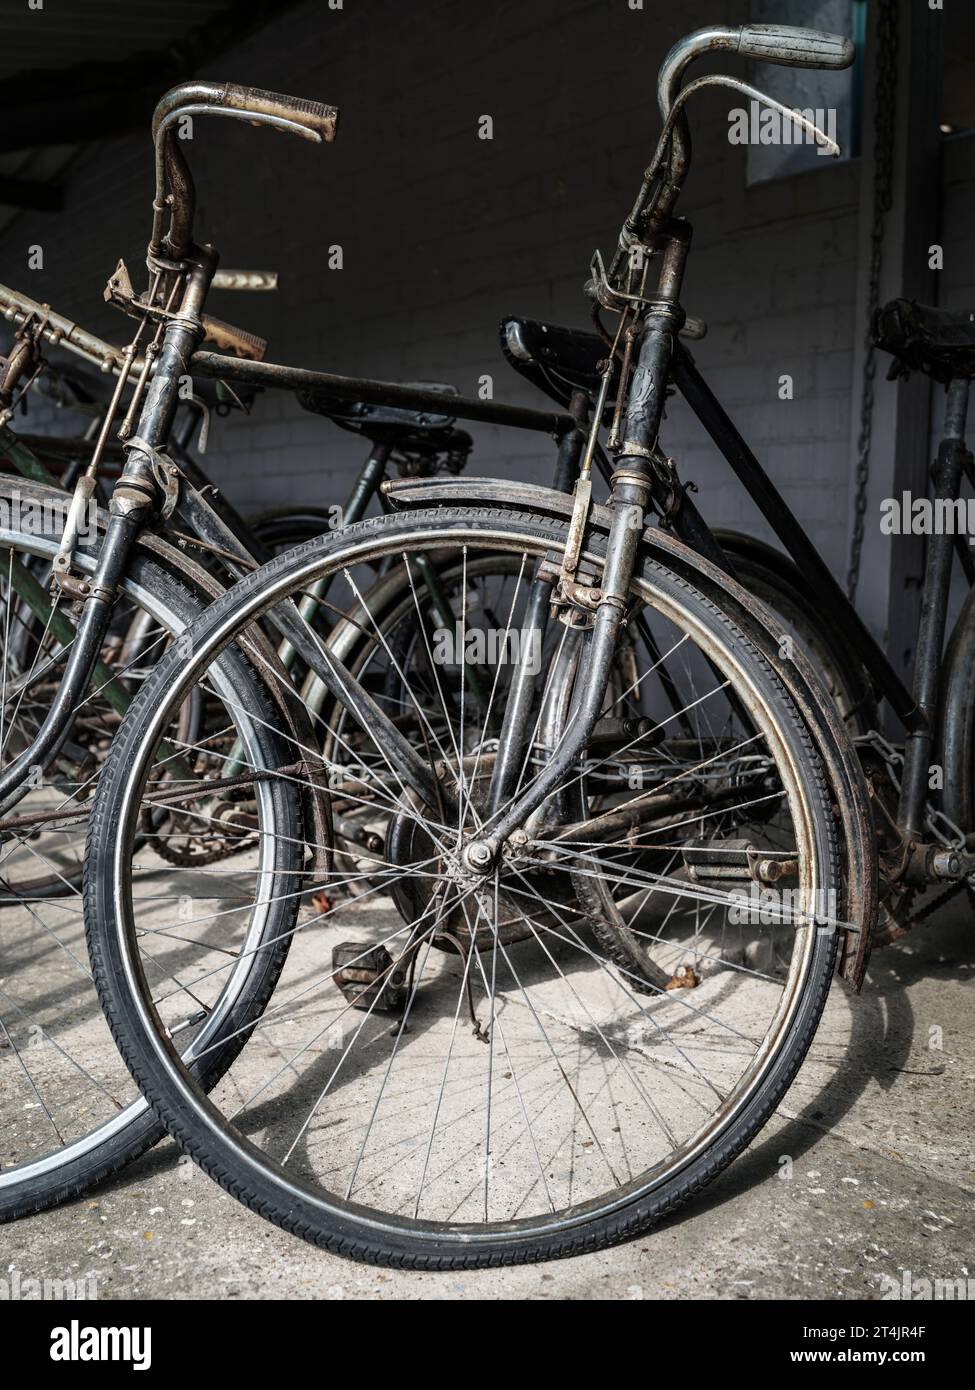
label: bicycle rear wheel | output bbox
[86,505,844,1266]
[717,533,875,734]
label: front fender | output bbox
[386,475,878,988]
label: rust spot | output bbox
[665,965,700,990]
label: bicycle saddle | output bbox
[873,299,975,384]
[500,315,615,410]
[297,381,458,438]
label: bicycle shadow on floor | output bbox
[99,893,763,1213]
[663,895,975,1225]
[91,894,975,1214]
[91,907,598,1196]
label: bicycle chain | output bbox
[142,802,253,868]
[846,0,899,601]
[876,878,964,948]
[856,729,967,851]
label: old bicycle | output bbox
[0,162,483,1214]
[0,75,677,1221]
[81,26,898,1266]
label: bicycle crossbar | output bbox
[672,342,919,731]
[189,351,574,436]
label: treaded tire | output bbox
[0,515,301,1222]
[84,507,841,1268]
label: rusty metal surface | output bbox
[0,279,139,376]
[201,315,268,361]
[210,270,279,293]
[191,351,574,436]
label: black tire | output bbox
[85,506,841,1268]
[247,507,338,555]
[0,493,302,1221]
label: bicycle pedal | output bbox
[665,965,700,990]
[332,942,407,1013]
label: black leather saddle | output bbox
[296,383,472,469]
[500,315,616,410]
[873,299,975,384]
[298,381,469,458]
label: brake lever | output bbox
[672,74,841,157]
[189,395,212,454]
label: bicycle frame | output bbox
[186,223,970,875]
[0,302,497,807]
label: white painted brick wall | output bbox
[2,0,964,583]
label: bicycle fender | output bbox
[1,480,334,872]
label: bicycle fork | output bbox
[469,227,690,865]
[0,249,214,815]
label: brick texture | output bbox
[1,0,967,582]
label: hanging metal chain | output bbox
[846,0,899,601]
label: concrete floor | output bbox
[3,894,973,1301]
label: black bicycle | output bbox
[0,270,478,1214]
[81,27,903,1268]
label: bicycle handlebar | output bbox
[150,81,338,146]
[658,23,854,120]
[150,81,338,259]
[211,269,278,292]
[644,23,854,243]
[736,24,855,70]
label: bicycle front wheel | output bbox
[86,505,843,1267]
[0,482,301,1220]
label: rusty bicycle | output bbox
[81,26,895,1266]
[0,209,479,1214]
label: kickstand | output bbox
[438,930,490,1043]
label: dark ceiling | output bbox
[0,0,294,233]
[0,0,973,228]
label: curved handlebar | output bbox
[150,81,338,259]
[658,22,854,123]
[151,81,338,146]
[650,23,854,237]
